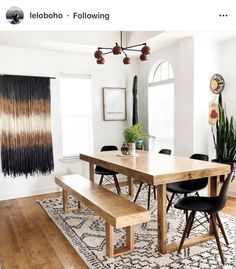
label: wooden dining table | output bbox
[80,150,231,254]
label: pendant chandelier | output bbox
[94,31,150,65]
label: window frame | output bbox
[59,73,93,159]
[152,60,174,83]
[148,61,175,153]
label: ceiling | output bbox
[0,31,236,56]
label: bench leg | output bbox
[106,223,114,257]
[125,226,134,252]
[105,223,134,258]
[63,189,68,213]
[63,189,81,212]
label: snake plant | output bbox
[212,93,236,162]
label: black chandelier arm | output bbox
[123,48,142,52]
[124,43,146,49]
[121,49,127,57]
[98,47,113,50]
[103,51,113,55]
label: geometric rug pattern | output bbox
[39,189,236,269]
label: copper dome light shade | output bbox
[94,31,151,65]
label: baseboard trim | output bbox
[0,186,61,201]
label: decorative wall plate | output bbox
[210,74,225,94]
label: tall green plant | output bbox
[132,75,138,125]
[212,93,236,162]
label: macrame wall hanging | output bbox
[0,75,54,177]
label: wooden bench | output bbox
[55,174,150,258]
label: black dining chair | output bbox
[166,153,209,213]
[95,145,121,195]
[174,171,234,264]
[133,149,171,209]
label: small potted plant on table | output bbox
[123,123,148,156]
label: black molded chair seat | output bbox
[95,166,118,175]
[175,196,218,212]
[174,171,234,264]
[167,180,208,194]
[134,149,171,209]
[166,153,209,213]
[95,145,121,195]
[159,149,171,155]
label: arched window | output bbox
[148,60,174,153]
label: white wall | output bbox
[0,45,137,200]
[175,38,195,156]
[193,35,221,158]
[221,38,236,118]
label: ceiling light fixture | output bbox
[94,31,150,65]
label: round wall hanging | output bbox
[210,74,225,94]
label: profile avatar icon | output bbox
[6,7,24,25]
[11,11,20,24]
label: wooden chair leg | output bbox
[153,186,157,200]
[99,175,104,185]
[178,211,195,253]
[113,174,121,195]
[216,212,229,245]
[166,193,175,212]
[166,194,170,202]
[147,185,151,210]
[185,210,189,223]
[184,194,188,222]
[134,182,143,203]
[211,213,225,264]
[186,211,196,238]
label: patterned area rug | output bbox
[39,189,235,269]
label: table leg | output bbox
[157,184,167,254]
[128,176,134,196]
[209,175,220,197]
[89,162,94,182]
[63,189,68,213]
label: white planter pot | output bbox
[128,143,136,156]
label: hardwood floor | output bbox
[0,192,88,269]
[0,192,235,269]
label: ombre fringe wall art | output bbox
[0,75,54,177]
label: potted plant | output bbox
[212,93,236,174]
[123,123,148,156]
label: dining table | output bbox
[80,150,231,254]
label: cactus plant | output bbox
[132,75,138,125]
[212,93,236,162]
